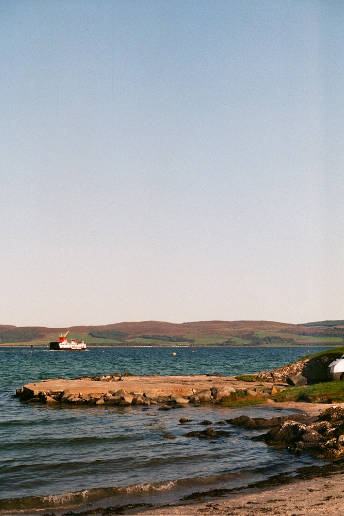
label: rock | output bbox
[319,406,344,422]
[170,396,189,404]
[267,420,307,443]
[159,404,171,411]
[185,427,230,439]
[227,415,280,430]
[252,409,344,459]
[61,393,82,404]
[96,398,105,405]
[311,420,334,436]
[119,394,134,406]
[114,389,127,397]
[103,393,115,402]
[20,386,36,401]
[109,395,121,405]
[179,417,192,424]
[286,374,307,387]
[162,433,176,439]
[300,429,322,448]
[86,393,104,404]
[156,396,169,404]
[45,395,59,404]
[195,389,212,402]
[132,395,144,405]
[200,420,212,425]
[210,386,236,401]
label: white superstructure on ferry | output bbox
[49,331,87,350]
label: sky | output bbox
[1,0,344,327]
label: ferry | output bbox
[49,331,87,350]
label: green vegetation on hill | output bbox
[89,330,128,341]
[300,347,344,361]
[0,327,45,343]
[2,320,344,347]
[137,335,194,343]
[304,320,344,327]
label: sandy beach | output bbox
[134,471,344,515]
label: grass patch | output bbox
[235,374,258,382]
[220,398,266,408]
[219,390,267,407]
[273,381,344,403]
[299,347,344,361]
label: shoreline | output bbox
[9,349,344,515]
[2,433,342,515]
[133,467,344,515]
[0,344,338,348]
[9,369,344,515]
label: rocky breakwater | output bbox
[228,406,344,459]
[15,374,274,408]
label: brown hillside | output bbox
[1,320,342,345]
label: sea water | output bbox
[0,346,329,513]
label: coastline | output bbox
[0,344,338,348]
[7,347,344,515]
[133,470,344,515]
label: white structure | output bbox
[329,356,344,380]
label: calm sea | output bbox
[0,346,329,514]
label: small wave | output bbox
[0,465,300,514]
[0,416,81,428]
[0,450,223,476]
[0,434,139,451]
[0,481,179,513]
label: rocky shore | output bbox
[228,405,344,459]
[15,374,277,407]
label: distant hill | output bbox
[1,320,344,347]
[303,320,344,328]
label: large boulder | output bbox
[195,389,212,402]
[303,353,342,383]
[211,386,236,401]
[185,427,230,439]
[286,374,307,387]
[227,415,286,430]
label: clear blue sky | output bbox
[1,0,343,326]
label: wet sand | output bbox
[134,471,344,515]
